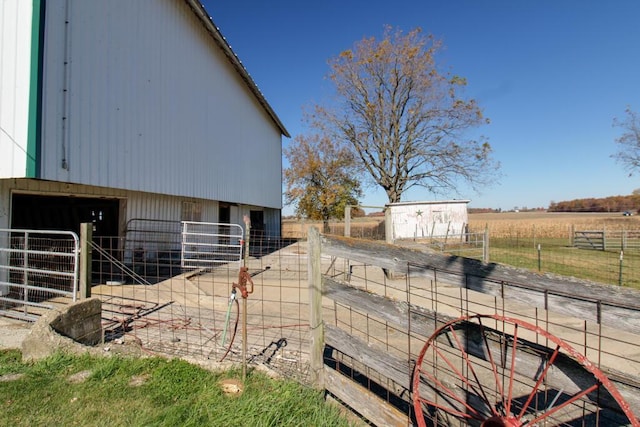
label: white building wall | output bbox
[0,178,284,236]
[388,200,469,240]
[0,0,33,178]
[39,0,282,209]
[0,179,222,231]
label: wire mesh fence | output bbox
[313,233,640,426]
[92,233,312,383]
[2,221,640,425]
[283,217,640,289]
[470,232,640,289]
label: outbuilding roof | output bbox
[184,0,291,138]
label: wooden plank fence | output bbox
[308,228,640,426]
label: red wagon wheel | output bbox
[412,314,639,427]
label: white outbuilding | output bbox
[0,0,288,242]
[386,200,470,241]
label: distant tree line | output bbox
[548,194,640,213]
[468,207,546,214]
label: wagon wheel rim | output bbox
[412,314,639,427]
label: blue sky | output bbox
[201,0,640,212]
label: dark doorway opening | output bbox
[11,194,120,238]
[250,210,265,247]
[10,193,122,287]
[219,204,230,224]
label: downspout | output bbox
[60,0,70,170]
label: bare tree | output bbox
[612,107,640,176]
[311,26,499,203]
[284,134,362,232]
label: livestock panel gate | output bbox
[0,228,79,321]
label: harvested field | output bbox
[284,211,640,240]
[468,211,640,238]
[282,217,385,239]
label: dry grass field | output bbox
[468,211,640,238]
[283,211,640,240]
[282,211,640,288]
[282,217,385,239]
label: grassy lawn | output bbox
[0,350,355,427]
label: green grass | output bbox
[485,237,640,289]
[0,350,356,427]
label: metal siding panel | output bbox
[0,0,32,178]
[0,180,11,229]
[39,0,282,210]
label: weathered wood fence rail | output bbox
[308,228,640,426]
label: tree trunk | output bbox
[322,218,330,234]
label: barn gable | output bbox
[0,0,288,235]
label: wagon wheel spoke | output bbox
[527,382,599,425]
[478,318,507,414]
[516,343,561,420]
[445,324,501,417]
[416,357,485,420]
[505,322,519,417]
[412,314,640,427]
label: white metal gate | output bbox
[180,222,244,270]
[0,228,80,321]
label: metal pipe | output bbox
[242,215,251,381]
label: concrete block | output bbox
[22,298,103,362]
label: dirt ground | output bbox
[0,316,31,350]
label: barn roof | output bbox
[184,0,291,138]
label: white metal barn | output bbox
[0,0,289,242]
[387,200,470,241]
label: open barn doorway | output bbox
[10,193,120,243]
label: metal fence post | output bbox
[79,223,93,299]
[308,226,324,389]
[483,224,490,264]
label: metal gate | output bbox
[0,228,79,321]
[180,221,244,270]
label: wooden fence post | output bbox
[79,222,92,299]
[570,224,574,246]
[308,226,324,389]
[384,207,393,244]
[344,205,351,238]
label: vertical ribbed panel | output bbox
[0,178,226,230]
[0,0,33,178]
[39,0,283,209]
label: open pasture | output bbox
[283,211,640,288]
[469,212,640,288]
